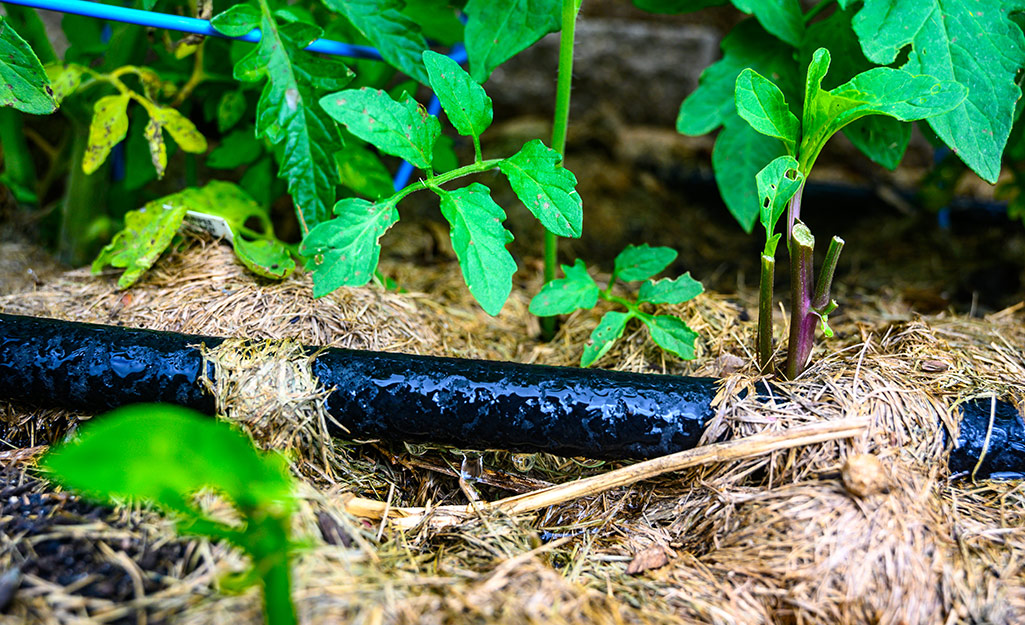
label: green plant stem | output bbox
[60,121,110,266]
[812,236,844,311]
[251,517,297,625]
[0,109,38,206]
[402,158,504,201]
[757,254,775,372]
[785,223,815,379]
[540,0,581,341]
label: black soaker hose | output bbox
[1,313,1022,475]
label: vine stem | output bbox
[785,223,815,379]
[757,254,775,372]
[540,0,581,341]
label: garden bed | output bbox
[2,232,1023,625]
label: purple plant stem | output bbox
[786,223,816,379]
[786,184,805,242]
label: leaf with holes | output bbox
[437,183,517,316]
[83,94,130,174]
[643,315,698,360]
[613,244,677,282]
[301,198,399,297]
[529,259,599,315]
[755,155,803,255]
[638,274,704,305]
[320,87,439,170]
[712,115,787,233]
[581,311,631,367]
[498,139,582,238]
[423,50,492,139]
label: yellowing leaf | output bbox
[45,63,85,104]
[150,105,207,153]
[144,117,167,178]
[83,93,130,174]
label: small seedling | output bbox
[740,48,965,376]
[301,49,582,316]
[42,404,300,625]
[530,244,703,366]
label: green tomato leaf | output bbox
[755,155,803,251]
[0,17,57,114]
[643,315,699,360]
[91,197,187,289]
[233,13,351,229]
[320,87,439,170]
[217,90,248,133]
[464,0,562,83]
[300,197,400,297]
[437,183,517,316]
[529,259,599,315]
[735,69,799,155]
[800,7,911,170]
[731,0,803,47]
[208,130,263,169]
[41,404,294,514]
[423,50,493,139]
[613,244,677,282]
[850,0,1025,183]
[232,237,296,279]
[334,144,396,200]
[712,115,787,233]
[800,48,968,173]
[83,94,130,174]
[210,3,261,37]
[581,311,631,367]
[677,19,798,136]
[638,273,704,305]
[498,139,582,238]
[321,0,430,84]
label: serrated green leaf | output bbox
[851,0,1025,182]
[41,404,293,514]
[800,48,967,173]
[735,69,799,155]
[301,197,399,297]
[320,87,439,170]
[437,183,517,316]
[322,0,430,84]
[581,311,631,367]
[464,0,562,83]
[731,0,803,47]
[209,130,263,169]
[92,199,187,288]
[0,17,57,114]
[210,3,261,37]
[801,8,910,169]
[233,13,350,228]
[712,115,787,232]
[218,90,247,133]
[643,315,699,360]
[677,19,798,136]
[423,50,493,139]
[755,155,803,252]
[529,259,599,315]
[614,244,677,282]
[334,144,396,200]
[83,94,130,174]
[498,139,582,238]
[638,274,704,305]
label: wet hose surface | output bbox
[1,313,1022,471]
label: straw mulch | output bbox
[1,235,1023,625]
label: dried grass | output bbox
[1,237,1024,625]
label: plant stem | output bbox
[757,254,775,372]
[812,236,844,310]
[254,519,297,625]
[60,121,109,266]
[0,109,38,206]
[540,0,581,341]
[785,223,815,379]
[399,158,504,201]
[786,183,804,245]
